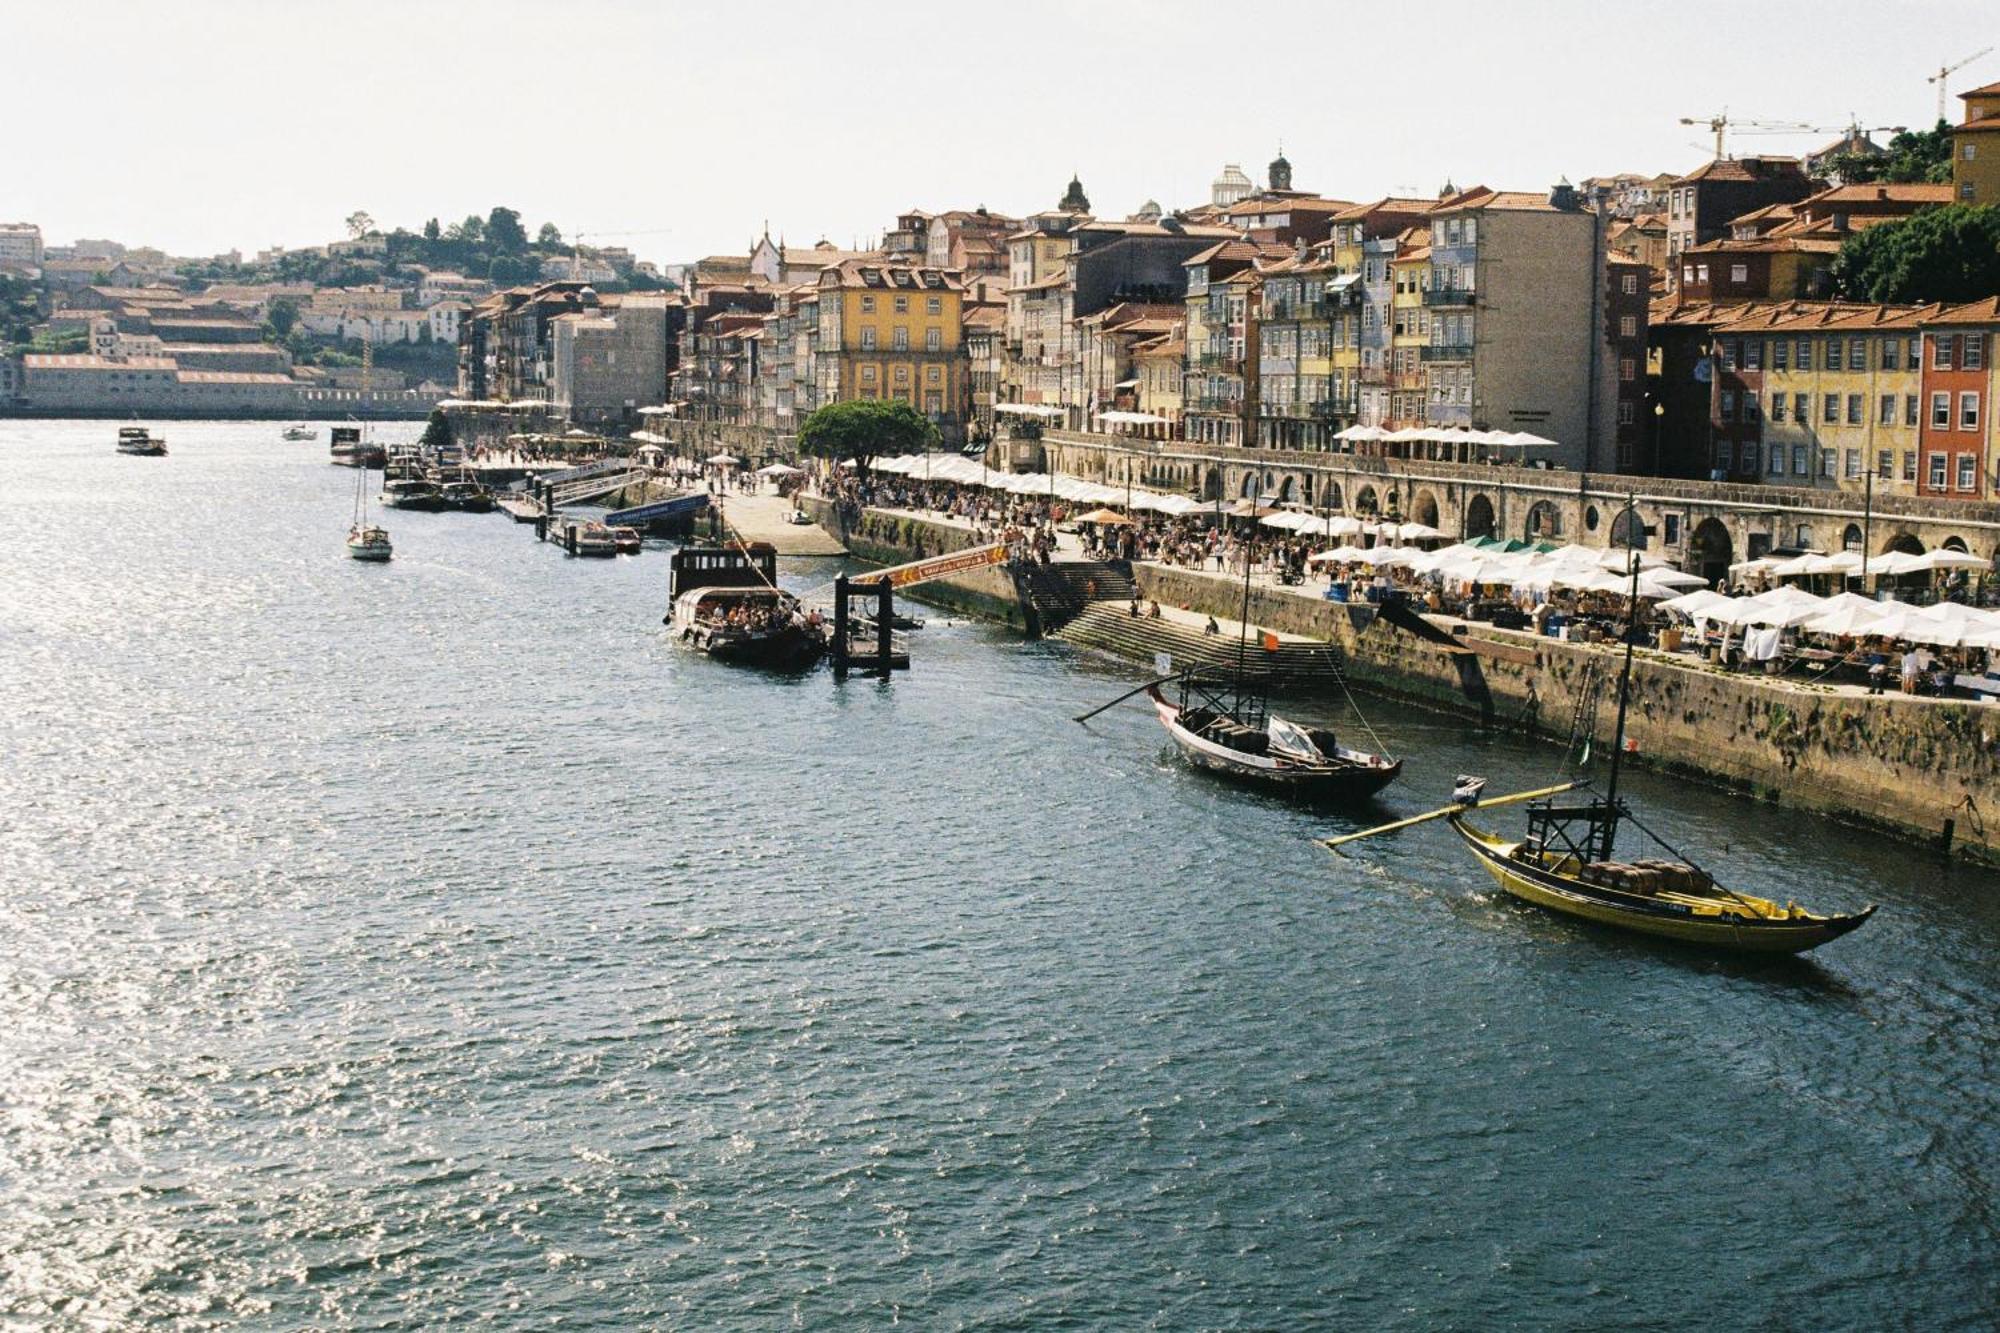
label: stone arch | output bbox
[1841,523,1864,551]
[1276,474,1298,504]
[1324,482,1344,511]
[1463,491,1496,539]
[1525,500,1562,540]
[1610,506,1648,549]
[1690,517,1733,583]
[1942,534,1969,552]
[1240,472,1261,499]
[1202,467,1223,502]
[1354,484,1380,515]
[1883,530,1924,556]
[1410,488,1440,529]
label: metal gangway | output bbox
[549,468,649,507]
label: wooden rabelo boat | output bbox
[115,425,167,456]
[1326,498,1875,956]
[1148,674,1400,801]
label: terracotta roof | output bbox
[1804,182,1953,207]
[1926,296,2000,326]
[23,354,177,370]
[1132,331,1185,358]
[1959,79,2000,99]
[1674,156,1805,185]
[960,305,1005,331]
[1951,116,2000,133]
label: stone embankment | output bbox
[809,501,2000,861]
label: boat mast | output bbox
[1600,493,1642,859]
[1236,476,1257,691]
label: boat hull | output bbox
[687,623,825,669]
[1449,817,1874,954]
[1149,688,1401,801]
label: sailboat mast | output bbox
[1601,495,1642,857]
[1236,478,1256,681]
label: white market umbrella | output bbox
[706,453,742,466]
[1923,549,1991,571]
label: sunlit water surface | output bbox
[1,421,1996,1329]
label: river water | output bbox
[1,419,1996,1329]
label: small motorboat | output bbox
[609,525,643,555]
[1148,676,1401,801]
[381,479,448,512]
[346,524,394,561]
[440,481,496,513]
[570,522,618,557]
[116,425,167,456]
[282,423,315,442]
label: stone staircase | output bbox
[1014,560,1136,635]
[1057,603,1351,692]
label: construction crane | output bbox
[1679,112,1823,160]
[1930,47,1994,123]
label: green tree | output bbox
[422,217,441,242]
[448,215,485,245]
[265,296,299,337]
[536,221,563,248]
[796,399,939,479]
[1829,122,1956,186]
[1832,203,2000,303]
[345,210,375,239]
[419,408,454,448]
[486,206,527,252]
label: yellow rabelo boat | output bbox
[1324,498,1876,956]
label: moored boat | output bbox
[1149,677,1401,800]
[664,543,826,668]
[439,480,496,513]
[115,425,167,456]
[1324,496,1875,956]
[381,479,448,512]
[346,524,394,561]
[329,425,387,469]
[570,521,618,557]
[609,525,643,554]
[282,423,315,441]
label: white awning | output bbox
[994,403,1064,418]
[1095,410,1171,425]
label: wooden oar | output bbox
[1319,780,1582,851]
[1074,674,1178,724]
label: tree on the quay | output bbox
[486,206,528,253]
[1831,204,2000,303]
[345,210,375,239]
[796,398,939,479]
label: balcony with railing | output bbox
[1423,287,1476,307]
[1420,344,1475,361]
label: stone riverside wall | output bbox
[1135,565,2000,862]
[797,496,1028,631]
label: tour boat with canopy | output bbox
[116,425,167,456]
[664,542,826,668]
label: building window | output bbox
[1745,340,1763,370]
[1964,183,1978,200]
[1793,393,1808,423]
[1880,394,1897,425]
[1820,447,1836,477]
[1619,314,1637,338]
[1768,445,1785,475]
[1882,339,1900,371]
[1877,449,1894,479]
[894,365,909,382]
[1958,453,1979,490]
[1796,337,1812,367]
[1729,263,1749,284]
[892,327,909,351]
[1619,356,1635,382]
[1823,393,1839,424]
[1961,391,1980,430]
[893,296,908,314]
[1968,143,1980,160]
[1903,450,1917,481]
[1793,445,1809,475]
[1696,263,1710,284]
[1935,334,1955,369]
[860,365,876,381]
[1719,389,1736,421]
[1665,515,1682,544]
[926,328,941,352]
[925,366,940,383]
[1681,264,1695,286]
[1718,340,1737,370]
[860,295,875,313]
[1967,334,1986,370]
[1905,394,1920,426]
[1932,391,1951,427]
[1929,452,1948,487]
[1847,393,1863,425]
[1844,448,1861,479]
[1846,339,1866,371]
[1745,395,1763,423]
[1773,340,1789,370]
[861,328,877,350]
[1618,400,1635,424]
[1770,393,1787,422]
[926,296,942,315]
[1621,273,1638,295]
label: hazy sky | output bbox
[11,0,1993,266]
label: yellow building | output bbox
[1952,81,2000,205]
[1387,229,1431,426]
[817,259,967,442]
[1722,303,1929,497]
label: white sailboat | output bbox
[345,465,393,562]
